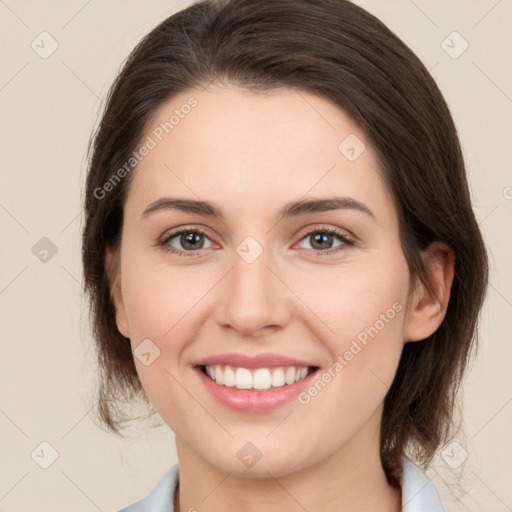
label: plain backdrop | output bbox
[0,1,511,511]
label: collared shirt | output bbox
[117,455,444,511]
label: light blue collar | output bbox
[401,456,444,511]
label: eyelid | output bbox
[159,223,354,243]
[294,223,355,243]
[159,224,213,243]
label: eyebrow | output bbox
[142,196,376,222]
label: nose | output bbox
[214,245,291,338]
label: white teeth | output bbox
[253,368,271,390]
[271,368,286,387]
[235,368,252,389]
[224,366,236,387]
[203,365,312,390]
[214,365,224,385]
[285,367,296,385]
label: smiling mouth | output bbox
[197,364,319,391]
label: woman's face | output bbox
[109,84,419,477]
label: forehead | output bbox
[126,84,396,228]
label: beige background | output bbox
[0,0,511,511]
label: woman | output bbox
[82,1,489,510]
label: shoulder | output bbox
[401,455,444,511]
[115,464,179,512]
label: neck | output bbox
[173,413,401,512]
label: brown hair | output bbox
[82,0,488,488]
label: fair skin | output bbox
[107,84,454,512]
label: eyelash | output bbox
[157,224,355,257]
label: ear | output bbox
[404,241,455,343]
[105,247,130,338]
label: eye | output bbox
[158,226,215,256]
[295,225,355,255]
[157,224,355,257]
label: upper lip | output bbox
[192,352,317,369]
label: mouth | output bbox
[196,364,320,392]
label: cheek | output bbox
[291,255,409,349]
[293,252,409,399]
[120,250,201,341]
[119,250,203,426]
[293,271,408,446]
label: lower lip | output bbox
[194,366,319,413]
